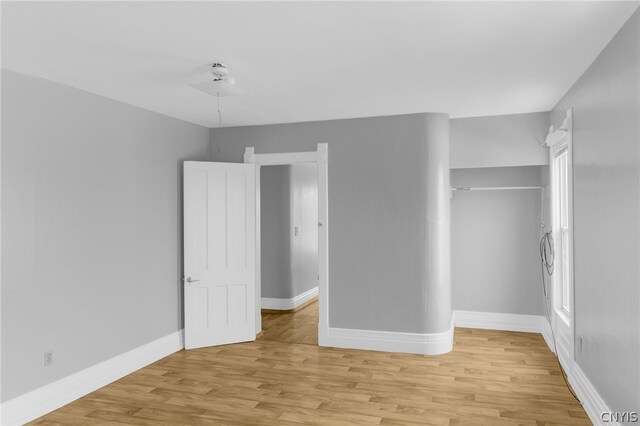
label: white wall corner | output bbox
[261,286,318,311]
[323,317,454,356]
[1,330,184,426]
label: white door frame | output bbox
[544,108,575,370]
[244,144,329,344]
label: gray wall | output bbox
[1,70,210,401]
[211,113,448,333]
[451,166,544,315]
[451,112,549,169]
[289,164,319,298]
[261,164,318,299]
[551,9,640,414]
[260,166,291,299]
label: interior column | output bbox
[423,113,453,352]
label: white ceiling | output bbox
[2,2,638,128]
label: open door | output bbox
[183,161,256,350]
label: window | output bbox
[546,108,574,365]
[555,147,571,316]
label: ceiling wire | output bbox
[216,92,222,154]
[217,92,222,128]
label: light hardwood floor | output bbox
[29,301,588,425]
[261,299,319,345]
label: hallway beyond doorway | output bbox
[261,300,319,346]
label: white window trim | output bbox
[553,141,571,322]
[545,108,575,367]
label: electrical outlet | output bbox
[578,336,583,354]
[44,350,53,367]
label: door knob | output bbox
[186,277,200,283]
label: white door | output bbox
[183,161,256,350]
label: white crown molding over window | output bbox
[544,108,572,148]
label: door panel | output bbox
[184,161,256,350]
[227,171,247,270]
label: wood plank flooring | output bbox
[29,301,588,425]
[261,299,318,345]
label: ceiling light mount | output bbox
[211,62,234,85]
[211,62,228,78]
[189,61,245,97]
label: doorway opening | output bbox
[244,144,329,347]
[259,163,319,345]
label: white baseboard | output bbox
[262,286,318,311]
[539,319,555,354]
[0,309,618,426]
[454,310,547,333]
[570,363,620,426]
[322,318,454,355]
[1,330,184,426]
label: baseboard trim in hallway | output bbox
[1,330,184,426]
[261,286,318,312]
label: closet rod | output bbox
[451,186,543,191]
